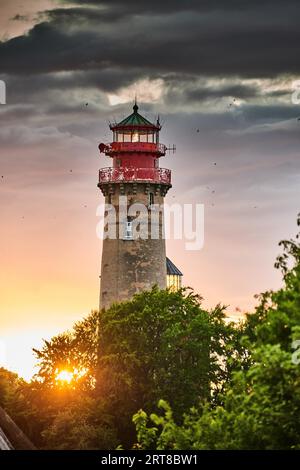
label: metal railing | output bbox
[99,167,171,185]
[104,142,166,156]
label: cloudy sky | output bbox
[0,0,300,379]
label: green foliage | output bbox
[0,368,20,409]
[96,289,227,416]
[41,396,118,450]
[32,312,99,390]
[133,214,300,450]
[25,287,240,448]
[134,345,300,449]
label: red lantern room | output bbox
[98,103,172,190]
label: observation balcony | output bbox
[98,167,171,186]
[102,142,167,157]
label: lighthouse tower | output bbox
[98,103,172,308]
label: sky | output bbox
[0,0,300,380]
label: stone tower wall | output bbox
[100,183,168,309]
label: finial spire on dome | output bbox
[133,96,138,113]
[111,101,158,129]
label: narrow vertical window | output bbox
[149,193,154,206]
[124,220,133,240]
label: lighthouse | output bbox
[98,103,176,309]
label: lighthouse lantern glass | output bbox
[132,131,139,142]
[113,130,158,143]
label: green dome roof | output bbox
[111,103,159,130]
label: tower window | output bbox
[167,274,182,291]
[149,193,154,206]
[147,132,155,143]
[123,220,133,240]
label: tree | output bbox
[134,345,300,449]
[30,287,240,448]
[32,312,99,391]
[41,396,118,450]
[0,368,20,410]
[133,214,300,450]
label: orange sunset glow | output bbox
[0,0,299,384]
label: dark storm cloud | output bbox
[2,68,143,102]
[238,104,300,123]
[184,85,259,102]
[176,83,292,106]
[11,14,29,22]
[58,0,300,14]
[0,0,300,80]
[45,6,130,23]
[0,0,299,137]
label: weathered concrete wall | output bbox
[0,406,36,450]
[0,427,12,450]
[100,183,168,309]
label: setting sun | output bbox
[55,367,88,386]
[55,370,74,384]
